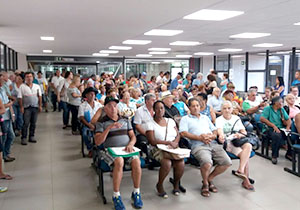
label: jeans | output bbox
[61,101,70,126]
[267,129,287,158]
[22,107,38,139]
[1,120,15,158]
[13,104,23,131]
[68,104,79,132]
[82,126,93,151]
[51,92,62,111]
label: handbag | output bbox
[228,118,260,150]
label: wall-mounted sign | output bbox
[270,70,276,76]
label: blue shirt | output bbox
[179,114,217,149]
[170,78,178,90]
[173,101,187,116]
[292,80,300,86]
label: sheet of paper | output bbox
[157,144,190,155]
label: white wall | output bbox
[17,53,27,71]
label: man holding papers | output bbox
[179,98,232,198]
[94,96,143,210]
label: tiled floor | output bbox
[0,112,300,210]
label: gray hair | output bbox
[197,72,203,78]
[221,100,233,109]
[144,93,156,101]
[247,89,257,96]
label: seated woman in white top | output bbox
[216,101,254,191]
[146,101,184,198]
[117,91,136,118]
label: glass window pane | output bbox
[249,54,266,70]
[247,72,265,92]
[0,44,4,70]
[216,55,228,71]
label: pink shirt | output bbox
[289,106,300,119]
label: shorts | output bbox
[192,144,232,168]
[99,149,139,171]
[226,141,243,156]
[42,94,48,104]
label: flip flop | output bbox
[156,184,168,199]
[235,171,248,180]
[0,175,12,180]
[172,189,180,196]
[242,182,255,191]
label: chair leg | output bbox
[284,150,300,177]
[97,169,107,204]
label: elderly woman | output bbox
[117,91,137,117]
[192,72,204,86]
[196,93,216,124]
[146,101,184,198]
[130,88,144,108]
[216,101,254,190]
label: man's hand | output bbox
[20,107,24,114]
[218,134,225,144]
[168,141,178,149]
[39,106,42,112]
[273,126,281,133]
[124,144,134,153]
[109,122,123,129]
[199,134,212,144]
[88,123,95,130]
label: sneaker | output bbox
[72,131,80,135]
[21,138,27,145]
[29,138,37,143]
[272,157,278,165]
[7,155,15,161]
[3,157,14,162]
[0,187,8,193]
[131,192,143,209]
[112,196,126,210]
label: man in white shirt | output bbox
[207,87,223,116]
[290,86,300,106]
[87,74,96,88]
[133,93,156,154]
[18,72,42,145]
[37,71,48,112]
[78,87,103,157]
[50,70,64,112]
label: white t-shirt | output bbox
[156,75,163,84]
[215,115,245,135]
[51,76,64,89]
[58,79,71,102]
[18,83,42,108]
[78,101,103,121]
[146,118,177,141]
[134,105,153,135]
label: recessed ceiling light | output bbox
[176,55,192,58]
[43,50,52,53]
[151,62,161,64]
[194,52,214,56]
[149,51,168,55]
[148,48,171,51]
[183,9,244,21]
[230,32,271,39]
[40,36,55,41]
[123,40,152,45]
[253,43,283,48]
[144,29,183,36]
[170,41,201,46]
[218,48,243,52]
[109,46,132,50]
[294,22,300,25]
[136,54,152,57]
[92,53,109,57]
[99,50,119,54]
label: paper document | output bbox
[280,128,290,136]
[157,144,191,156]
[108,146,141,158]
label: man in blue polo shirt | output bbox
[179,98,231,197]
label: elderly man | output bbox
[94,97,143,210]
[171,89,190,116]
[260,96,291,164]
[290,86,300,106]
[179,98,231,197]
[50,70,64,112]
[161,91,180,119]
[78,87,103,157]
[134,93,156,154]
[140,72,148,94]
[170,72,182,90]
[207,87,222,116]
[18,72,42,145]
[192,72,204,87]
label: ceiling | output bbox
[1,0,300,58]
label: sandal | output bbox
[156,184,168,199]
[0,174,12,180]
[172,189,180,196]
[208,181,218,193]
[201,184,210,197]
[242,181,255,191]
[235,171,248,180]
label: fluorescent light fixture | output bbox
[231,55,244,58]
[176,55,192,58]
[275,51,291,54]
[294,22,300,25]
[218,48,243,52]
[148,48,171,51]
[96,61,100,63]
[136,54,152,57]
[109,46,132,50]
[253,43,283,48]
[99,50,119,54]
[170,41,201,46]
[149,51,168,55]
[144,29,183,36]
[164,60,175,63]
[92,53,109,57]
[123,40,152,45]
[230,32,271,39]
[194,52,214,56]
[183,9,244,21]
[151,62,161,64]
[40,36,55,41]
[43,50,52,53]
